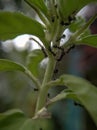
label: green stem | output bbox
[46,90,77,108]
[35,54,56,113]
[24,0,50,28]
[46,92,68,107]
[46,78,62,88]
[63,13,97,48]
[74,13,97,39]
[25,69,41,89]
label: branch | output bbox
[63,13,97,48]
[25,69,41,89]
[24,0,50,27]
[29,37,47,57]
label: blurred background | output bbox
[0,0,97,130]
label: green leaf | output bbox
[69,17,86,32]
[19,119,33,130]
[0,59,41,89]
[77,35,97,48]
[47,90,80,107]
[0,109,27,130]
[0,109,54,130]
[60,74,97,126]
[0,12,45,40]
[0,59,26,72]
[25,0,49,19]
[20,118,54,130]
[69,16,90,37]
[57,0,97,20]
[26,49,44,77]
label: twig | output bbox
[29,37,47,57]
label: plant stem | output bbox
[46,92,68,107]
[63,13,97,48]
[74,13,97,39]
[35,54,56,114]
[25,69,41,89]
[24,0,50,28]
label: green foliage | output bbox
[69,17,86,32]
[78,34,97,48]
[61,75,97,126]
[0,109,26,130]
[47,75,97,125]
[0,109,54,130]
[0,12,44,40]
[57,0,97,20]
[26,49,44,77]
[0,59,26,72]
[47,74,97,126]
[25,0,49,19]
[0,59,40,89]
[21,118,54,130]
[0,0,97,129]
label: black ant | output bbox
[33,88,39,91]
[60,11,76,26]
[66,44,75,53]
[48,46,56,56]
[39,128,43,130]
[56,34,66,42]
